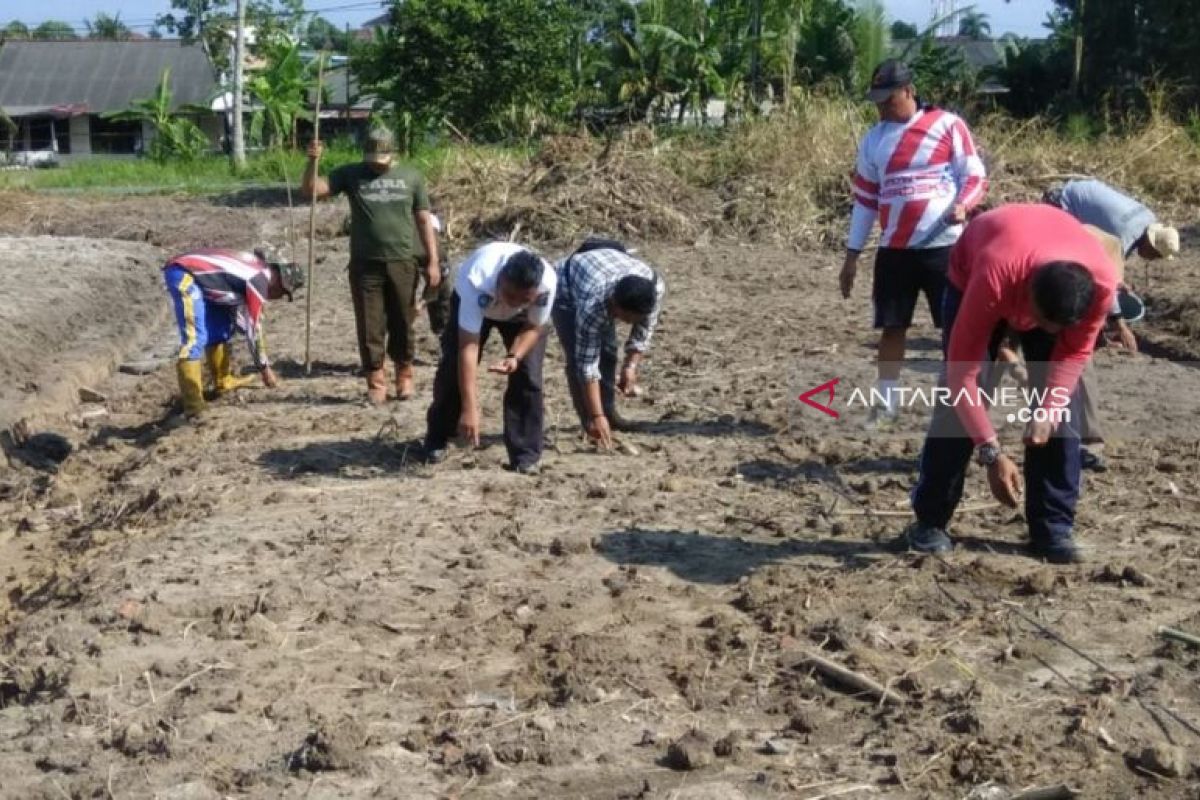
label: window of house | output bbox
[89,117,141,155]
[23,117,54,150]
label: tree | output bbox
[156,0,231,42]
[232,0,247,170]
[104,68,211,161]
[157,0,234,69]
[890,19,918,40]
[305,15,349,51]
[909,38,976,109]
[851,0,888,92]
[356,0,577,144]
[248,0,307,48]
[956,10,991,39]
[2,21,30,39]
[246,39,317,149]
[86,12,133,40]
[793,0,857,90]
[1041,0,1200,114]
[32,21,78,40]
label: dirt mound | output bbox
[0,236,168,436]
[0,191,266,252]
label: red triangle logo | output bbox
[798,378,840,419]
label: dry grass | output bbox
[425,95,1200,250]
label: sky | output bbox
[5,0,1056,38]
[4,1,389,35]
[884,0,1056,38]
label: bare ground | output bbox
[1,194,1200,799]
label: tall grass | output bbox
[4,96,1197,245]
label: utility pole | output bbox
[231,0,247,171]
[344,23,352,128]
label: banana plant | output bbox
[104,67,210,161]
[247,38,319,150]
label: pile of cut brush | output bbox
[443,129,720,247]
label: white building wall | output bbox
[69,115,91,157]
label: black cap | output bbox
[866,59,913,103]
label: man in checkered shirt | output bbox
[552,240,666,450]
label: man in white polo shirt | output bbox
[423,242,556,474]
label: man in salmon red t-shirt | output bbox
[839,59,987,427]
[904,204,1118,564]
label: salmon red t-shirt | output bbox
[946,204,1118,445]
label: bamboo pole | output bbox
[304,53,326,374]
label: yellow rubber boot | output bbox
[176,359,207,418]
[207,344,256,395]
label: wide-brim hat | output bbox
[1145,223,1180,260]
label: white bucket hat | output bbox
[1145,223,1180,260]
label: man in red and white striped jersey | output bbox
[163,247,303,418]
[839,59,987,426]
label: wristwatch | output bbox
[976,442,1002,466]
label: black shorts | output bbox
[872,246,951,330]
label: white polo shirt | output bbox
[455,242,556,334]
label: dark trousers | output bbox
[422,273,453,335]
[419,247,453,335]
[551,299,619,427]
[911,286,1083,547]
[1075,364,1104,443]
[424,295,547,468]
[349,258,419,370]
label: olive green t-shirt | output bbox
[328,161,431,262]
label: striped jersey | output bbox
[164,249,272,367]
[848,107,987,251]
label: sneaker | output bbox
[901,522,953,554]
[1030,538,1084,565]
[423,444,448,464]
[513,462,541,476]
[1081,447,1107,473]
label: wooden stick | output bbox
[1158,626,1200,649]
[786,650,905,706]
[304,52,327,374]
[837,502,1000,518]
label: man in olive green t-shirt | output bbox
[303,127,441,404]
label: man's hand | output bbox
[261,366,279,388]
[987,454,1023,508]
[618,363,639,397]
[839,252,859,299]
[945,203,968,225]
[1114,318,1138,352]
[1024,417,1055,447]
[586,415,614,451]
[306,139,323,161]
[457,406,480,448]
[488,356,520,375]
[425,263,442,290]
